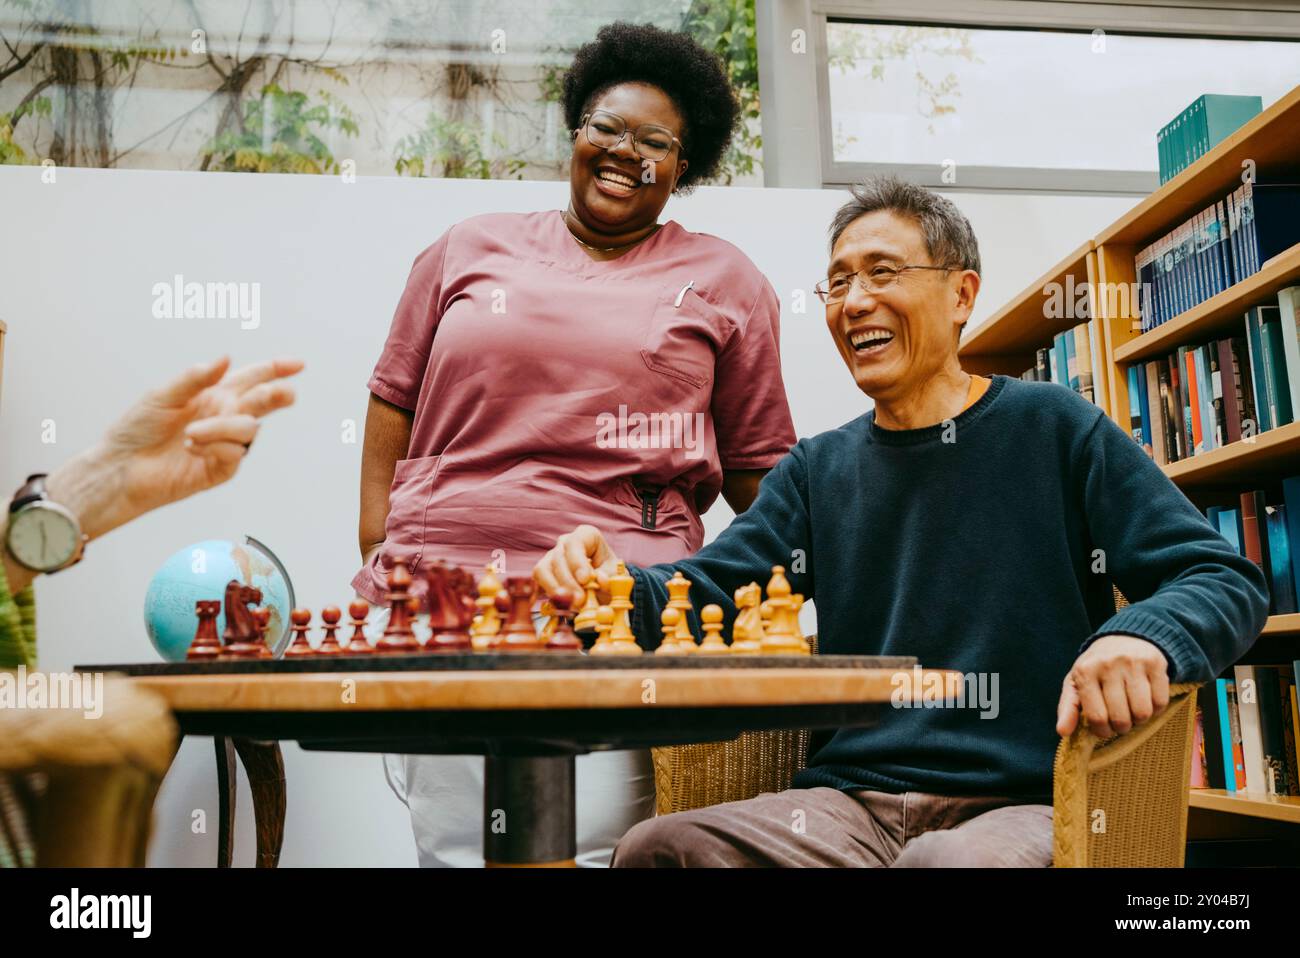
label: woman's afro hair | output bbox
[562,21,739,193]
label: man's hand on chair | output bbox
[1055,635,1171,739]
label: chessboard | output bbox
[99,555,863,670]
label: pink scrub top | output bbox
[352,209,796,604]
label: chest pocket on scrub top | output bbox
[639,280,733,390]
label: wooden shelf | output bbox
[1261,613,1300,637]
[966,85,1300,850]
[1113,243,1300,365]
[1159,420,1300,487]
[1098,85,1300,248]
[1190,788,1300,824]
[958,241,1092,362]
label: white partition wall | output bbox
[0,166,1133,865]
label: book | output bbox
[1261,303,1295,426]
[1216,339,1242,443]
[1126,365,1145,448]
[1221,678,1248,792]
[1282,476,1300,604]
[1074,322,1093,404]
[1146,361,1167,465]
[1256,666,1290,796]
[1233,665,1268,794]
[1274,667,1299,796]
[1198,683,1227,788]
[1279,286,1300,419]
[1175,348,1190,454]
[1217,507,1242,554]
[1245,307,1274,432]
[1266,504,1298,615]
[1208,342,1226,447]
[1231,335,1259,438]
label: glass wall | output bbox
[0,0,761,184]
[826,19,1299,179]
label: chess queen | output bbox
[351,23,796,868]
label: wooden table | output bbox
[79,654,938,867]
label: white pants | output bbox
[365,605,656,867]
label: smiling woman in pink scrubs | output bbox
[353,22,797,867]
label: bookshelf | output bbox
[959,83,1300,841]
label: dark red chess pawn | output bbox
[317,605,344,655]
[376,558,420,653]
[498,576,542,651]
[283,607,315,658]
[544,589,582,652]
[426,560,472,652]
[221,580,265,658]
[187,600,223,660]
[251,606,273,658]
[343,599,373,655]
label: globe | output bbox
[144,536,295,661]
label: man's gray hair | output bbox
[828,175,981,276]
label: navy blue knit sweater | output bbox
[629,374,1270,801]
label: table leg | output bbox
[215,737,236,868]
[232,739,286,868]
[483,754,576,867]
[213,736,286,868]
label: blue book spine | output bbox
[1216,201,1233,290]
[1262,308,1295,426]
[1242,181,1259,277]
[1136,362,1153,454]
[1194,211,1210,307]
[1217,678,1238,794]
[1282,476,1300,604]
[1207,505,1223,532]
[1267,505,1298,614]
[1127,365,1143,445]
[1247,307,1274,431]
[1228,188,1245,284]
[1218,508,1243,554]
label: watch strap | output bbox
[9,474,50,514]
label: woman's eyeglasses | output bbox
[577,110,684,163]
[815,264,955,304]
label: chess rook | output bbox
[186,600,223,660]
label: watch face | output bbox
[7,506,79,571]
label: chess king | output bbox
[534,174,1270,868]
[350,23,797,868]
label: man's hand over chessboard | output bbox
[534,524,623,604]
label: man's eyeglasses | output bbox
[577,110,684,163]
[814,264,956,304]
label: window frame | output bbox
[800,0,1300,194]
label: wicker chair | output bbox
[0,677,178,866]
[652,591,1203,867]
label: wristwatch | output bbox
[4,474,88,573]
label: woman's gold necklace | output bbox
[564,208,660,253]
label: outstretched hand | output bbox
[103,356,303,520]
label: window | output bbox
[816,7,1300,192]
[0,0,762,184]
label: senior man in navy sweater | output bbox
[533,175,1270,867]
